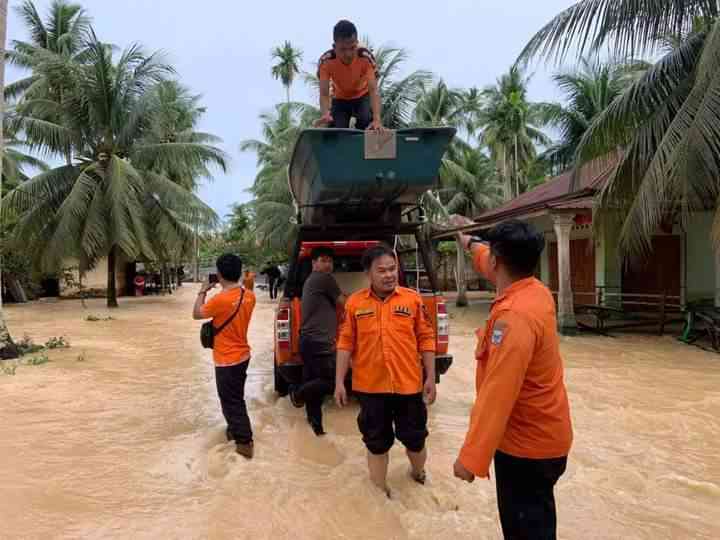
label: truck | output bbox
[273,127,457,396]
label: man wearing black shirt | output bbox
[291,247,346,435]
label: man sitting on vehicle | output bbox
[315,20,383,131]
[290,247,346,436]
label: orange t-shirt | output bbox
[242,272,255,291]
[318,48,377,101]
[337,287,436,394]
[201,287,256,367]
[459,244,573,477]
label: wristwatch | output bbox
[467,236,485,248]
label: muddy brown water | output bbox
[1,288,719,539]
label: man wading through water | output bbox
[290,247,346,435]
[335,244,436,496]
[193,254,257,458]
[450,217,573,540]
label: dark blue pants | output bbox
[494,450,568,540]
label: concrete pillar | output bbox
[553,214,578,333]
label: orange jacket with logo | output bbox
[337,287,436,394]
[459,244,573,477]
[201,287,256,367]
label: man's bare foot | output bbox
[410,468,427,485]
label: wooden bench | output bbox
[574,291,684,336]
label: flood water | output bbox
[2,287,719,539]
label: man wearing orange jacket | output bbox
[451,218,573,540]
[335,244,436,496]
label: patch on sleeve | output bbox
[491,320,508,345]
[317,49,336,77]
[318,49,336,64]
[358,47,376,67]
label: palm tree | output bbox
[478,66,551,201]
[3,32,224,308]
[0,0,19,359]
[241,102,318,251]
[414,80,479,306]
[7,1,93,168]
[538,58,648,174]
[423,147,503,306]
[413,80,463,128]
[2,116,49,195]
[518,0,720,257]
[142,80,221,191]
[6,0,91,102]
[305,39,432,128]
[455,87,485,138]
[440,148,503,217]
[271,41,303,103]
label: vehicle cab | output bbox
[273,239,452,396]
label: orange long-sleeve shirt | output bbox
[337,287,436,394]
[459,244,573,478]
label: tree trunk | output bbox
[107,246,119,308]
[501,149,512,202]
[424,190,469,307]
[454,233,469,307]
[514,135,519,198]
[0,0,17,360]
[193,221,199,282]
[286,85,291,104]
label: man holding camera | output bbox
[193,254,257,459]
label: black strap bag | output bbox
[200,289,246,349]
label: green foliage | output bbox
[25,353,50,366]
[537,58,649,174]
[3,18,225,307]
[45,336,70,349]
[477,66,552,199]
[271,41,303,102]
[519,0,720,257]
[16,334,43,356]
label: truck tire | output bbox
[274,359,290,397]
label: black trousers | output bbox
[268,277,279,299]
[494,450,568,540]
[215,361,253,445]
[355,392,428,455]
[331,94,372,130]
[298,337,335,425]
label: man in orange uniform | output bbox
[316,20,383,131]
[193,254,257,459]
[242,270,255,292]
[452,218,573,540]
[335,244,436,496]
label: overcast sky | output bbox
[7,0,575,221]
